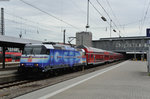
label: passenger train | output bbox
[18,43,123,73]
[0,51,21,62]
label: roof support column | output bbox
[2,46,5,69]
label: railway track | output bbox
[0,80,32,89]
[0,62,19,67]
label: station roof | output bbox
[0,35,42,48]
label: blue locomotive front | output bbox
[18,44,86,73]
[19,44,52,72]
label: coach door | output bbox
[89,54,94,64]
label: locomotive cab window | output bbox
[46,49,50,55]
[23,45,48,55]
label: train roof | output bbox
[77,45,105,53]
[26,44,75,51]
[25,44,54,49]
[87,47,105,52]
[77,45,121,54]
[53,44,75,50]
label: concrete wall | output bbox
[76,31,92,47]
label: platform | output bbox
[15,61,150,99]
[0,62,19,75]
[0,62,19,84]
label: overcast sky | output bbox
[0,0,150,43]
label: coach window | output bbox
[88,54,90,58]
[91,54,93,58]
[105,55,109,58]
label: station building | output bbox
[93,36,150,60]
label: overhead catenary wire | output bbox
[69,0,87,15]
[5,12,69,32]
[104,0,123,35]
[5,18,69,40]
[89,0,120,36]
[96,0,121,35]
[5,12,84,31]
[5,18,61,34]
[69,0,102,29]
[5,12,39,25]
[89,0,109,25]
[105,0,121,27]
[89,0,103,16]
[5,11,75,40]
[139,0,150,33]
[139,0,148,31]
[96,0,111,19]
[20,0,81,31]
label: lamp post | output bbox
[1,8,4,35]
[110,19,112,38]
[86,0,90,31]
[1,8,5,69]
[63,29,66,44]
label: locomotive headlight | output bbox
[34,64,39,67]
[21,63,24,66]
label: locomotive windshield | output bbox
[23,45,48,55]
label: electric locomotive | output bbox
[18,43,86,73]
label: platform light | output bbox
[86,25,90,28]
[101,16,107,21]
[113,29,116,32]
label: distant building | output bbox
[92,36,149,53]
[76,31,92,47]
[92,36,150,60]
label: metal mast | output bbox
[86,0,90,31]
